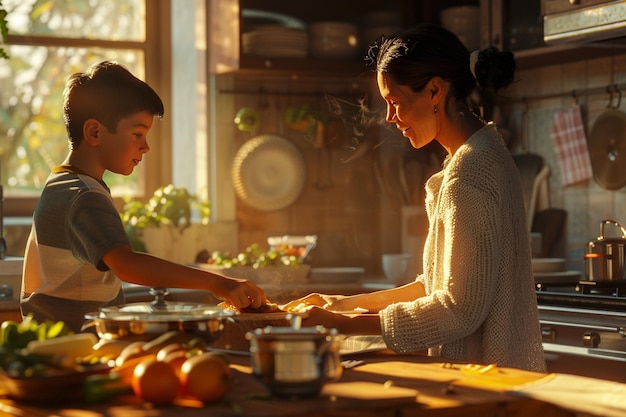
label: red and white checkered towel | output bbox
[550,105,593,187]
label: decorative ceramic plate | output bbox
[232,134,306,211]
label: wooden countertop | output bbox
[0,350,578,417]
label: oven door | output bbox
[539,303,626,382]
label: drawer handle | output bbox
[582,332,600,348]
[0,284,13,299]
[541,327,556,341]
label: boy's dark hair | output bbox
[63,61,164,149]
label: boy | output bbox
[21,61,266,332]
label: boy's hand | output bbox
[216,278,267,310]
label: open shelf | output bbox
[514,42,626,70]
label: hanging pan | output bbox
[588,87,626,190]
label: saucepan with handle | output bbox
[584,219,626,281]
[245,315,343,397]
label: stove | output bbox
[536,279,626,382]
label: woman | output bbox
[288,24,546,372]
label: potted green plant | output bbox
[120,184,210,254]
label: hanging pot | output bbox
[584,220,626,281]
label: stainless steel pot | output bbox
[84,288,235,343]
[245,317,343,398]
[584,220,626,281]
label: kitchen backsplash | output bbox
[502,52,626,273]
[202,51,626,277]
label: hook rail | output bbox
[505,83,626,107]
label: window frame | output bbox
[3,0,173,217]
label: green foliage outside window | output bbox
[0,1,8,60]
[0,0,145,198]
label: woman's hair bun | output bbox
[474,47,516,91]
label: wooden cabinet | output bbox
[541,0,611,15]
[209,0,626,75]
[0,307,22,323]
[481,0,626,69]
[209,0,425,75]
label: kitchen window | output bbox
[0,0,172,216]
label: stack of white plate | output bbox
[242,25,308,58]
[309,22,360,59]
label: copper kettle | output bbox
[584,220,626,281]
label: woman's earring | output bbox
[434,105,438,114]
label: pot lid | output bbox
[88,301,235,322]
[588,109,626,190]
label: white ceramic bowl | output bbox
[382,253,412,282]
[267,235,317,260]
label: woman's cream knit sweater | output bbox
[380,123,546,372]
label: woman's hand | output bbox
[323,296,364,312]
[283,293,345,311]
[301,306,349,332]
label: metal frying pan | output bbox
[587,109,626,190]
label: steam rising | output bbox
[323,93,395,162]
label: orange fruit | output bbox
[179,352,232,403]
[161,350,188,377]
[114,353,156,386]
[131,357,180,405]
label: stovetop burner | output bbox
[535,275,626,378]
[536,279,626,311]
[578,280,626,296]
[536,279,626,295]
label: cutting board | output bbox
[322,381,418,407]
